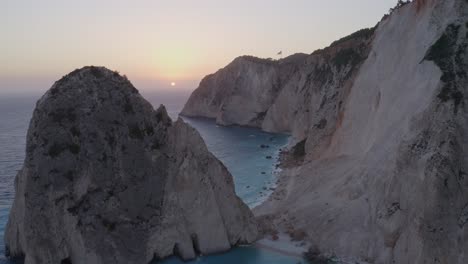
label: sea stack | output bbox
[181,0,468,263]
[4,66,257,264]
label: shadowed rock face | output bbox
[4,66,257,264]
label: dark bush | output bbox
[388,0,411,14]
[89,66,104,78]
[102,219,116,232]
[47,143,80,157]
[424,24,459,68]
[70,126,80,137]
[239,55,277,65]
[48,143,64,158]
[293,139,306,158]
[123,99,134,114]
[304,246,333,264]
[315,119,328,129]
[424,23,465,114]
[61,257,72,264]
[68,143,80,154]
[129,125,144,140]
[144,125,154,136]
[332,49,363,71]
[330,27,376,47]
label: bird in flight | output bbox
[277,51,282,55]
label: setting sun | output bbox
[171,82,176,87]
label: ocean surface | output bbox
[182,117,289,208]
[0,92,304,264]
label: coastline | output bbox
[250,137,292,209]
[180,115,309,260]
[252,137,311,260]
[181,115,292,208]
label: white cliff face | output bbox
[262,30,374,141]
[182,0,468,263]
[259,1,468,263]
[4,67,257,264]
[181,54,308,127]
[182,34,374,141]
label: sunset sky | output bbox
[1,0,397,94]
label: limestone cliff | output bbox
[181,31,374,140]
[182,0,468,263]
[181,53,308,128]
[4,66,257,264]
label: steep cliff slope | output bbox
[181,29,374,139]
[4,67,257,264]
[181,54,308,128]
[183,0,468,263]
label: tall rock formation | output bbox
[182,0,468,263]
[181,54,308,128]
[4,66,257,264]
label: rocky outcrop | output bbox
[183,0,468,263]
[181,30,374,139]
[4,66,257,264]
[181,53,308,128]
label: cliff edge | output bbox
[182,0,468,263]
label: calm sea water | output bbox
[182,117,289,208]
[0,92,303,264]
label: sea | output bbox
[0,91,306,264]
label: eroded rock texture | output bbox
[4,66,257,264]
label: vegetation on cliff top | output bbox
[389,0,411,14]
[330,27,376,48]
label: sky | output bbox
[1,0,398,95]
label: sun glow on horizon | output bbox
[2,0,398,94]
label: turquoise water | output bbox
[182,117,289,208]
[157,117,304,264]
[0,94,304,264]
[158,246,306,264]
